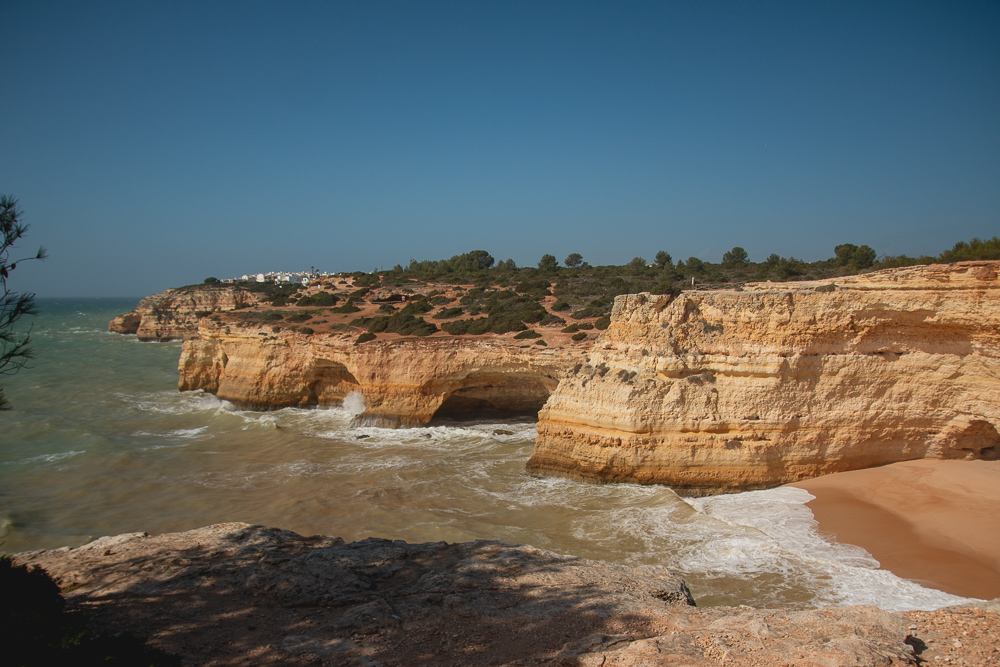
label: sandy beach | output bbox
[790,459,1000,601]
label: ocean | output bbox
[0,298,974,612]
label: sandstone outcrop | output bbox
[179,322,587,426]
[528,261,1000,495]
[16,522,949,666]
[109,286,263,341]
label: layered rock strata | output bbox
[109,286,262,341]
[15,523,943,666]
[528,261,1000,495]
[179,321,586,425]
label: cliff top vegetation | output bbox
[206,236,997,346]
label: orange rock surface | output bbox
[179,322,587,426]
[109,286,263,341]
[528,261,1000,494]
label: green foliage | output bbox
[834,243,876,270]
[570,306,605,319]
[298,326,315,335]
[355,332,376,345]
[433,307,465,319]
[1,195,46,410]
[564,253,583,268]
[571,332,588,341]
[513,329,542,339]
[655,250,672,267]
[940,236,1000,262]
[203,276,220,285]
[404,250,496,283]
[353,273,381,288]
[297,291,338,307]
[352,312,438,337]
[561,324,579,333]
[537,254,559,271]
[627,257,647,271]
[722,246,749,266]
[551,300,571,311]
[377,303,397,314]
[594,315,611,330]
[535,339,548,345]
[651,282,680,297]
[286,312,312,323]
[329,301,362,313]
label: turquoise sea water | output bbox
[0,299,975,611]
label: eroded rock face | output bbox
[528,262,1000,495]
[179,324,587,425]
[109,286,263,341]
[15,523,931,667]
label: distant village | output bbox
[221,270,325,286]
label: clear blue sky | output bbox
[2,1,997,297]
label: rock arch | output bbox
[431,371,558,421]
[305,359,361,407]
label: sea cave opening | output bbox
[430,374,555,423]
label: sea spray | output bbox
[342,391,366,417]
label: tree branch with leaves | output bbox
[1,195,47,410]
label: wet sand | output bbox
[789,459,1000,601]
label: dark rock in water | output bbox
[355,434,369,440]
[13,523,938,666]
[493,429,514,436]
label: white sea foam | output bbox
[136,426,211,440]
[6,450,86,466]
[679,487,975,611]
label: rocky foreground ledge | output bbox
[15,524,1000,666]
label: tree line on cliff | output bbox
[218,235,999,341]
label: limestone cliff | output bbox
[109,286,263,341]
[528,261,1000,495]
[179,321,587,426]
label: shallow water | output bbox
[0,299,974,611]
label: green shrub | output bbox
[377,303,397,314]
[354,312,439,337]
[571,306,606,319]
[330,303,361,313]
[561,324,579,333]
[535,339,548,346]
[298,326,315,335]
[433,307,464,319]
[551,300,571,311]
[513,330,541,339]
[571,332,588,341]
[355,332,376,344]
[595,315,611,330]
[286,312,312,323]
[297,291,338,307]
[578,322,594,330]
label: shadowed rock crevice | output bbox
[432,374,554,421]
